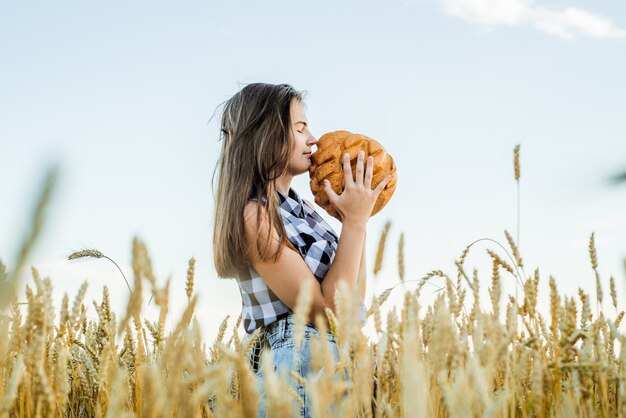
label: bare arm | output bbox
[320,219,366,312]
[357,231,367,301]
[304,198,367,310]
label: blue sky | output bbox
[2,0,625,339]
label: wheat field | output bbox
[1,150,625,418]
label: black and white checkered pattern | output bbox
[237,187,365,334]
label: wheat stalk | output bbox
[185,257,196,304]
[589,232,602,316]
[68,249,132,294]
[398,232,405,282]
[2,168,58,316]
[374,221,391,276]
[513,144,521,247]
[610,276,617,311]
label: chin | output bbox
[298,165,310,175]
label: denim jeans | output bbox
[248,314,346,417]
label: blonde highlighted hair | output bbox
[211,83,305,279]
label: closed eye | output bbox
[295,121,308,133]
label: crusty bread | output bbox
[308,130,397,220]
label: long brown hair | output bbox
[211,83,304,279]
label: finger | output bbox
[375,175,391,193]
[355,150,365,185]
[364,156,374,189]
[342,152,354,185]
[323,179,338,201]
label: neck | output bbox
[275,174,293,195]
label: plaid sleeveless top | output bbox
[236,187,364,334]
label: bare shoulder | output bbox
[243,200,267,222]
[242,201,274,259]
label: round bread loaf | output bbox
[308,130,397,220]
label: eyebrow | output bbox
[294,121,308,127]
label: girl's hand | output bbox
[323,150,391,226]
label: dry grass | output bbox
[3,231,624,417]
[2,236,625,417]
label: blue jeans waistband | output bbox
[263,313,335,345]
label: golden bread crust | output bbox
[308,130,397,220]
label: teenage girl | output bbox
[212,82,390,417]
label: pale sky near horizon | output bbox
[2,0,626,340]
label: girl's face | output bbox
[287,100,317,175]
